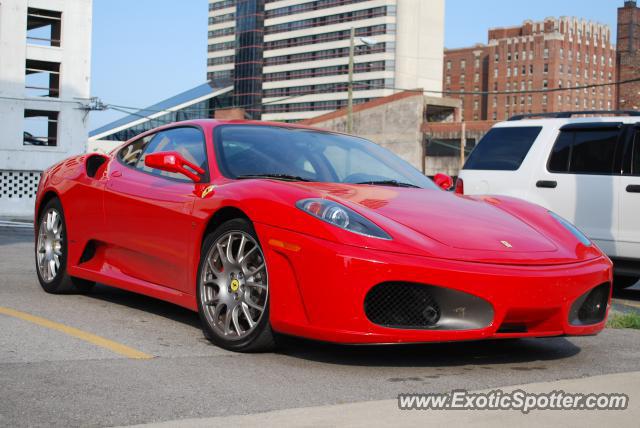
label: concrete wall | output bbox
[303,93,426,170]
[0,0,92,217]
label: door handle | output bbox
[110,170,122,178]
[627,185,640,193]
[536,180,557,189]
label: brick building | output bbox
[444,17,617,122]
[617,0,640,110]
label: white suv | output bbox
[457,111,640,289]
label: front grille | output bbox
[364,283,441,329]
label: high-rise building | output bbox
[444,17,617,122]
[617,0,640,110]
[0,0,93,217]
[207,0,444,121]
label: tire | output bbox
[613,275,639,291]
[35,198,95,294]
[196,218,275,352]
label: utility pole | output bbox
[347,27,355,134]
[460,121,467,169]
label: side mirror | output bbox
[144,151,205,182]
[433,173,454,191]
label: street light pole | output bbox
[347,27,355,134]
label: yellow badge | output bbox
[201,185,215,198]
[230,279,240,292]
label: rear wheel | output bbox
[196,218,275,352]
[35,198,94,294]
[613,275,639,291]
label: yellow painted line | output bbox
[0,306,153,360]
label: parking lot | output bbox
[1,225,640,427]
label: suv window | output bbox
[548,128,621,174]
[138,127,208,181]
[464,127,541,171]
[633,131,640,176]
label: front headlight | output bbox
[549,211,591,246]
[296,198,391,240]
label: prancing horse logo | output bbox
[501,240,513,248]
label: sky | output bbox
[90,0,621,130]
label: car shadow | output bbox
[613,283,640,302]
[87,283,201,329]
[274,335,581,368]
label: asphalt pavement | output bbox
[1,225,639,427]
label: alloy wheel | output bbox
[199,231,268,340]
[36,208,63,283]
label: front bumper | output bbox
[256,223,613,344]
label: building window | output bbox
[543,79,548,88]
[529,64,534,74]
[474,72,479,83]
[542,95,548,105]
[447,60,451,70]
[543,48,549,59]
[26,8,62,47]
[474,100,479,110]
[544,63,549,74]
[560,48,564,59]
[528,95,533,105]
[23,110,58,147]
[446,75,451,84]
[25,60,60,98]
[507,52,512,62]
[461,59,466,69]
[494,53,499,62]
[494,68,498,78]
[475,58,480,68]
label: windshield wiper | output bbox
[354,180,420,188]
[236,173,314,182]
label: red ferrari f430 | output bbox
[34,120,612,352]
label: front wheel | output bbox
[196,218,275,352]
[35,198,94,294]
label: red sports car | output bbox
[34,120,612,352]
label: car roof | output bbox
[494,116,640,128]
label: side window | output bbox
[633,132,640,176]
[463,127,541,171]
[547,131,572,172]
[571,130,620,174]
[117,135,152,166]
[138,127,208,181]
[548,128,621,174]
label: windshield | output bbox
[213,125,436,189]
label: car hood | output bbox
[282,182,601,265]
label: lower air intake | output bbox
[364,282,494,330]
[365,282,441,328]
[569,283,610,326]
